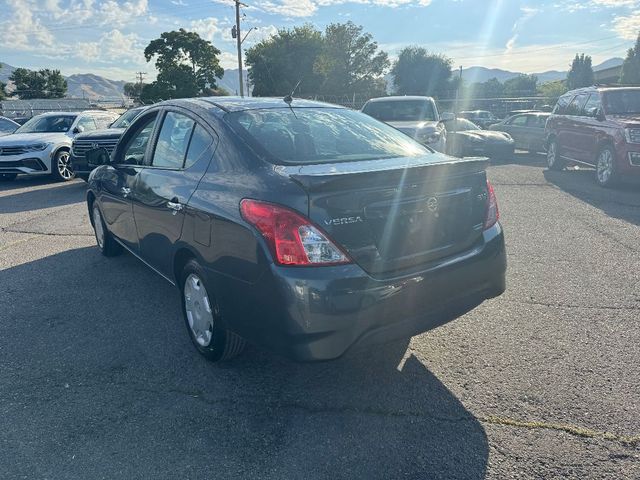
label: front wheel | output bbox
[180,260,246,362]
[51,150,75,182]
[596,146,617,188]
[547,140,565,171]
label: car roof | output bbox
[365,96,434,103]
[158,96,344,114]
[565,86,640,95]
[461,110,490,114]
[33,110,112,117]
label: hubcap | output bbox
[93,205,105,249]
[547,142,556,167]
[57,152,74,180]
[184,274,215,347]
[597,149,613,184]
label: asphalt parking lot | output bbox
[1,153,639,479]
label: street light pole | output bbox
[235,0,244,97]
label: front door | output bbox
[132,109,216,278]
[98,111,159,251]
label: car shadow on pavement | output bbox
[0,247,489,480]
[0,179,86,213]
[543,169,640,226]
[491,151,547,167]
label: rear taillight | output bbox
[484,180,500,230]
[240,199,351,266]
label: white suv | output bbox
[0,110,119,181]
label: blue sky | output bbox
[0,0,639,82]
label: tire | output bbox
[546,139,565,171]
[51,149,75,182]
[0,173,17,181]
[91,202,123,257]
[180,260,246,362]
[595,145,617,188]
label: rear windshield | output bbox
[603,90,640,115]
[225,107,430,165]
[362,100,437,122]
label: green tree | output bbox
[314,21,389,96]
[566,53,594,89]
[245,25,324,97]
[503,74,538,96]
[467,78,505,98]
[621,33,640,85]
[124,82,145,98]
[143,28,224,99]
[9,68,67,99]
[391,47,453,98]
[538,80,568,101]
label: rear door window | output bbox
[184,125,214,169]
[151,112,196,169]
[554,95,573,115]
[508,115,527,127]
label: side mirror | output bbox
[73,125,84,134]
[440,112,455,122]
[86,147,110,167]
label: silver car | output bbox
[489,112,550,153]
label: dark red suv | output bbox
[545,86,640,187]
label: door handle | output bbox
[121,187,131,198]
[167,200,184,214]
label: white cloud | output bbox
[613,10,640,39]
[189,17,221,42]
[257,0,431,17]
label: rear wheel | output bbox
[51,150,75,182]
[596,145,617,188]
[547,139,565,171]
[91,203,122,257]
[0,173,17,181]
[180,260,246,362]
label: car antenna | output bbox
[283,79,302,118]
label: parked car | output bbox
[361,96,453,152]
[0,110,119,181]
[0,116,19,137]
[444,117,515,160]
[545,86,640,187]
[459,110,499,129]
[71,106,149,180]
[86,97,506,362]
[489,112,550,153]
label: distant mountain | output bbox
[217,68,249,95]
[594,57,623,71]
[66,74,127,99]
[0,62,16,83]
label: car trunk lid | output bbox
[283,156,490,276]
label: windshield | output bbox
[16,115,76,134]
[362,100,437,122]
[225,107,430,164]
[603,90,640,115]
[111,108,145,129]
[447,118,480,132]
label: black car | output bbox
[71,106,148,180]
[444,118,515,160]
[86,97,506,362]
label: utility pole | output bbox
[135,71,146,101]
[455,65,462,115]
[234,0,245,97]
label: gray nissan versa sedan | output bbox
[85,97,506,362]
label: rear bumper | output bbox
[209,223,507,361]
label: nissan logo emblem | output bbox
[91,143,100,149]
[427,197,439,212]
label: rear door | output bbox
[295,158,490,276]
[576,93,602,165]
[503,115,528,149]
[562,93,589,160]
[132,108,216,278]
